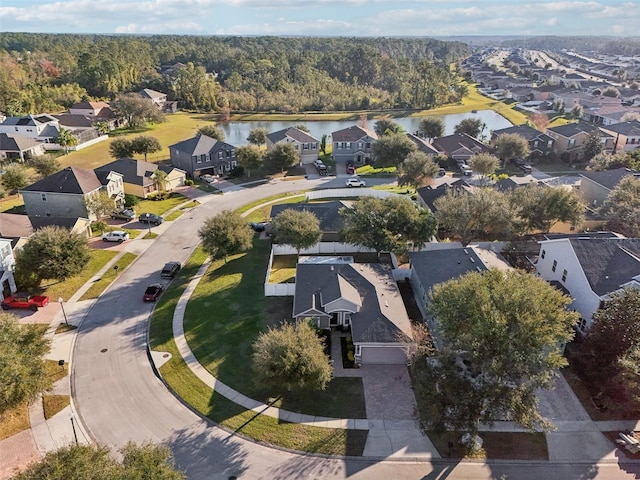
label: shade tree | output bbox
[371,133,417,167]
[600,175,640,237]
[397,151,439,190]
[198,124,226,141]
[494,133,530,167]
[198,210,254,263]
[236,145,263,178]
[453,118,486,139]
[417,117,444,140]
[271,209,322,256]
[262,142,300,173]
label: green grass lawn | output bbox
[42,395,70,420]
[149,247,367,455]
[268,255,297,283]
[79,252,137,300]
[134,193,189,216]
[38,249,119,301]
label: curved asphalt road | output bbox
[72,177,640,480]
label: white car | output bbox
[346,177,366,187]
[200,174,216,184]
[102,230,130,243]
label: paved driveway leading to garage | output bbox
[358,364,417,420]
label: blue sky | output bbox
[0,1,637,37]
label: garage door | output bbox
[360,345,408,365]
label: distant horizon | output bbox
[1,1,637,37]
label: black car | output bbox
[161,261,181,278]
[139,212,164,225]
[249,222,268,232]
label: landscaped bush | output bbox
[228,165,244,178]
[124,194,140,207]
[184,179,195,186]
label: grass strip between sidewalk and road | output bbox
[149,246,368,456]
[42,395,70,420]
[79,252,138,301]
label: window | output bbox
[534,140,539,147]
[355,345,361,355]
[366,142,371,149]
[358,142,363,150]
[552,260,557,272]
[562,269,568,282]
[218,151,223,159]
[547,140,553,147]
[41,193,47,202]
[541,249,546,259]
[568,139,576,147]
[578,318,587,331]
[226,150,231,157]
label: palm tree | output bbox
[56,128,78,153]
[152,169,168,192]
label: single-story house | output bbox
[0,133,46,162]
[432,133,493,162]
[535,233,640,333]
[580,167,640,208]
[491,124,555,160]
[95,158,186,198]
[293,260,413,365]
[270,201,347,242]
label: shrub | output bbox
[184,179,194,186]
[228,165,245,178]
[124,194,140,207]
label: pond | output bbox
[218,110,512,146]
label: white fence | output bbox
[306,188,404,201]
[271,243,377,256]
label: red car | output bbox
[346,162,355,174]
[143,284,164,302]
[1,293,50,311]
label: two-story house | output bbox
[331,126,377,165]
[95,158,186,199]
[535,233,640,333]
[0,238,17,302]
[546,122,614,162]
[20,166,124,221]
[580,167,640,208]
[169,134,237,178]
[266,127,320,165]
[600,120,640,153]
[406,133,440,156]
[491,124,555,160]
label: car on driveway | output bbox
[102,230,129,243]
[161,262,181,278]
[110,208,136,221]
[143,284,164,302]
[346,177,366,187]
[249,222,268,232]
[1,293,49,311]
[139,213,164,225]
[346,162,355,174]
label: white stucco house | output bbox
[535,232,640,333]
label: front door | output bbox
[330,313,338,327]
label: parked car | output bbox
[459,164,473,176]
[249,222,268,232]
[438,167,446,176]
[161,261,181,278]
[346,162,355,174]
[102,230,130,243]
[346,177,366,187]
[313,159,325,168]
[1,293,49,311]
[143,284,164,302]
[518,164,532,174]
[139,213,164,225]
[200,174,217,184]
[110,208,136,221]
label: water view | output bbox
[218,110,512,145]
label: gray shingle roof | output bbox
[569,238,640,296]
[409,247,488,298]
[602,120,640,136]
[580,167,640,191]
[95,157,157,187]
[0,133,40,152]
[432,133,492,156]
[21,166,101,195]
[547,122,598,138]
[270,201,346,233]
[266,127,318,144]
[492,124,553,143]
[169,135,234,156]
[293,263,412,344]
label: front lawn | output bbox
[79,252,137,300]
[134,192,189,216]
[429,431,548,460]
[38,249,119,301]
[268,255,297,283]
[148,247,367,455]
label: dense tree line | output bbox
[0,33,470,115]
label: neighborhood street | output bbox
[70,175,640,480]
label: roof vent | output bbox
[330,265,334,271]
[384,301,389,307]
[463,249,469,255]
[476,266,483,272]
[470,257,475,263]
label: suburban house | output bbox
[67,101,121,130]
[0,213,92,245]
[169,134,237,178]
[53,115,104,145]
[292,260,413,365]
[535,233,640,332]
[0,133,46,162]
[137,88,178,113]
[0,237,16,301]
[546,122,614,162]
[416,181,471,212]
[20,166,124,221]
[0,114,61,145]
[409,245,489,347]
[95,158,186,199]
[270,201,347,242]
[432,133,493,162]
[493,174,539,192]
[266,127,320,165]
[406,133,440,156]
[580,167,640,208]
[600,120,640,153]
[331,126,377,165]
[491,124,555,160]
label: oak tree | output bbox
[371,133,416,167]
[198,210,254,263]
[397,151,439,190]
[236,145,263,178]
[271,209,322,256]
